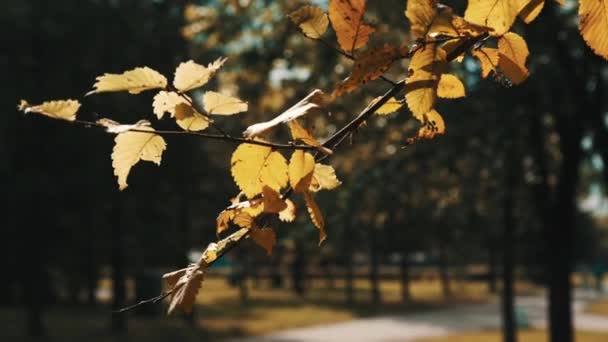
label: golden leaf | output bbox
[203,91,248,115]
[243,90,325,138]
[287,120,332,155]
[279,199,297,222]
[472,47,499,78]
[304,191,326,244]
[437,74,466,98]
[173,58,227,92]
[87,67,167,95]
[250,227,277,256]
[579,0,608,60]
[309,164,342,192]
[153,91,189,119]
[375,97,404,115]
[405,45,446,120]
[112,127,167,190]
[407,2,490,39]
[231,142,289,198]
[18,99,80,121]
[333,44,399,97]
[262,186,288,213]
[289,150,316,193]
[328,0,375,53]
[417,109,445,140]
[498,32,530,85]
[405,0,437,39]
[174,103,211,131]
[464,0,519,36]
[518,0,544,24]
[288,5,329,39]
[234,212,255,228]
[216,209,235,235]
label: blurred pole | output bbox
[369,229,381,304]
[501,144,517,342]
[111,195,127,334]
[438,239,451,299]
[400,251,411,302]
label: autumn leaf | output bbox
[333,44,399,97]
[279,199,297,222]
[405,45,446,120]
[243,89,325,138]
[87,67,167,95]
[287,120,332,155]
[165,265,205,314]
[417,109,445,140]
[498,32,530,85]
[406,2,490,39]
[328,0,375,53]
[288,5,329,39]
[375,97,404,115]
[173,58,227,92]
[262,186,288,213]
[464,0,519,36]
[18,99,80,121]
[111,127,167,190]
[250,227,277,256]
[203,91,248,115]
[216,209,235,235]
[519,0,544,24]
[304,191,326,244]
[153,91,189,119]
[97,119,151,134]
[472,47,499,78]
[405,0,437,39]
[579,0,608,60]
[174,103,211,131]
[437,74,465,98]
[234,212,255,228]
[231,142,289,198]
[309,164,342,192]
[289,150,316,192]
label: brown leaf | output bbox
[328,0,375,53]
[250,227,277,256]
[262,186,288,213]
[304,191,326,244]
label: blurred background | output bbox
[2,0,608,341]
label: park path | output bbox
[230,289,608,342]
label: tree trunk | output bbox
[488,238,499,294]
[502,145,517,342]
[111,198,127,334]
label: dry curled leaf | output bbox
[304,191,326,244]
[18,99,80,121]
[288,5,329,39]
[173,58,227,92]
[97,119,151,134]
[243,89,325,138]
[328,0,374,53]
[87,67,167,95]
[111,127,167,190]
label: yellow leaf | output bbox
[173,58,227,92]
[405,0,437,39]
[375,97,403,115]
[472,47,499,78]
[174,103,211,131]
[262,186,287,213]
[289,151,316,193]
[518,0,544,24]
[333,44,399,97]
[18,99,80,121]
[231,142,289,198]
[304,191,326,244]
[153,91,189,119]
[405,46,446,120]
[417,109,445,140]
[97,119,151,134]
[498,32,530,85]
[579,0,608,60]
[250,227,276,256]
[288,5,329,39]
[464,0,519,36]
[87,67,167,95]
[243,90,325,138]
[279,199,297,222]
[309,164,342,192]
[328,0,375,53]
[437,74,466,98]
[216,209,235,235]
[111,127,167,190]
[203,91,248,115]
[287,120,333,155]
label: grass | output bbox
[415,329,608,342]
[1,276,540,341]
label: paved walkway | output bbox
[231,289,608,342]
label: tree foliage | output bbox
[16,0,608,316]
